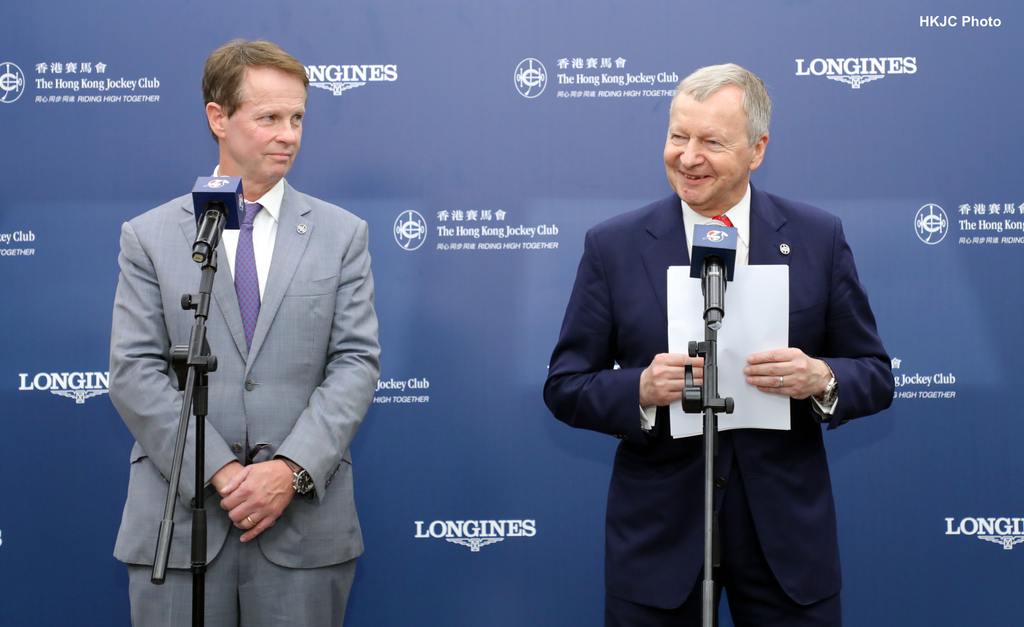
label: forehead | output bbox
[238,66,307,107]
[668,86,747,133]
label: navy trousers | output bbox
[605,458,842,627]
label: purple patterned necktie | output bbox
[235,201,262,349]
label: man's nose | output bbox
[678,139,703,168]
[276,121,299,144]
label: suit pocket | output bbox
[285,273,338,297]
[130,442,147,463]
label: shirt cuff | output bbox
[810,391,838,417]
[640,404,657,431]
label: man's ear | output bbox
[749,133,769,172]
[206,101,227,140]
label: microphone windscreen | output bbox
[689,223,737,280]
[191,176,243,230]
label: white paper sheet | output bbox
[667,265,791,438]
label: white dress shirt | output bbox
[214,166,282,299]
[682,184,751,266]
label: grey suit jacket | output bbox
[109,181,380,569]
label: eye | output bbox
[671,134,688,145]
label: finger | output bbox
[748,374,788,389]
[240,515,276,542]
[746,351,774,365]
[228,505,256,526]
[653,369,688,383]
[220,483,254,511]
[656,353,692,366]
[747,348,794,365]
[219,465,250,497]
[744,362,788,377]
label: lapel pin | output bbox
[296,223,308,235]
[779,243,791,255]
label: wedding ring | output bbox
[777,376,784,388]
[246,514,257,526]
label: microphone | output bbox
[689,223,738,329]
[190,176,243,264]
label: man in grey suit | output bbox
[109,39,380,626]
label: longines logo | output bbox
[794,56,917,89]
[305,64,398,96]
[414,519,537,552]
[18,371,109,404]
[945,517,1024,551]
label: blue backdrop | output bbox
[2,1,1022,625]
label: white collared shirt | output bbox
[213,166,282,299]
[681,184,751,265]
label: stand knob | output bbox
[683,366,703,413]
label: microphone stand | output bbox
[684,257,735,627]
[151,208,226,627]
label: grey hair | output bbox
[674,63,771,145]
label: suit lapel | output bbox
[246,182,313,371]
[748,185,789,266]
[178,205,248,358]
[640,196,689,322]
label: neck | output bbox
[216,164,278,201]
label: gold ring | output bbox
[246,514,256,526]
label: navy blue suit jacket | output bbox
[544,186,894,608]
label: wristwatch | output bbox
[818,373,838,407]
[279,457,314,495]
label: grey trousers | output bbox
[127,528,356,627]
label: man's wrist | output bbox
[276,456,314,496]
[814,361,838,405]
[276,456,301,473]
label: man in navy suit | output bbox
[544,63,894,626]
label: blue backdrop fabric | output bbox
[1,1,1022,625]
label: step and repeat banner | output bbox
[1,1,1021,625]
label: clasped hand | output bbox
[211,459,295,542]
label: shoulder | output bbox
[758,188,841,233]
[126,193,191,231]
[120,194,192,253]
[285,184,367,232]
[586,195,679,245]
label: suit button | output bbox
[231,443,243,454]
[714,476,727,488]
[245,379,255,391]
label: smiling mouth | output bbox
[683,173,710,182]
